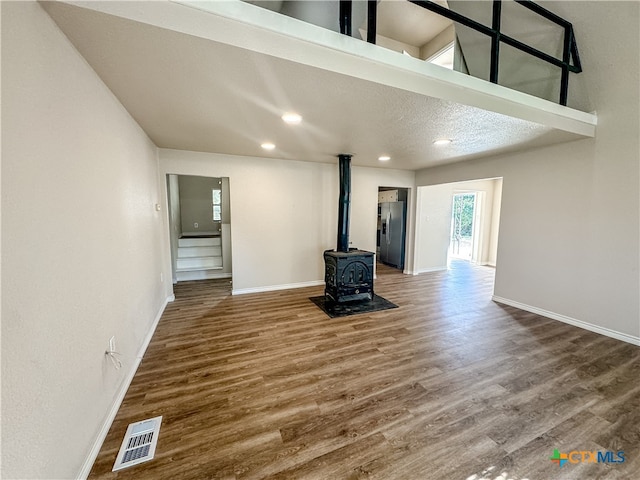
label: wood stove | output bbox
[324,249,374,303]
[323,154,375,303]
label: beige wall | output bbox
[160,150,416,292]
[365,32,420,58]
[416,2,640,343]
[178,175,221,235]
[1,2,171,478]
[421,24,455,61]
[3,3,638,479]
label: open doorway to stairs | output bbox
[166,174,232,283]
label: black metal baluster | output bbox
[490,0,502,84]
[367,0,377,44]
[404,0,583,106]
[339,0,352,36]
[559,26,571,105]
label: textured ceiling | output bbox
[43,0,594,170]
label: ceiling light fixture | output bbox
[282,113,302,124]
[433,139,452,146]
[378,155,391,161]
[261,142,276,150]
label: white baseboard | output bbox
[78,293,174,479]
[492,295,640,346]
[233,280,324,295]
[416,266,448,274]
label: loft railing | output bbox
[338,0,582,106]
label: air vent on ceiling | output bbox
[112,416,163,471]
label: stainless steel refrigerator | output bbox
[379,201,406,269]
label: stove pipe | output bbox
[336,154,351,252]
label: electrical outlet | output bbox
[194,222,199,228]
[109,336,116,353]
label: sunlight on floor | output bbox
[466,465,530,480]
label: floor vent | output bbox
[112,416,162,471]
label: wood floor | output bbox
[89,261,640,480]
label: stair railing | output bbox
[339,0,582,106]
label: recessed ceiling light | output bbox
[433,139,452,146]
[378,155,391,161]
[261,142,276,150]
[282,113,302,124]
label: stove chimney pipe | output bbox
[337,154,352,252]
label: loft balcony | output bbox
[43,0,597,169]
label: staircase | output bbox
[176,236,224,281]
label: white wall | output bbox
[488,178,503,266]
[1,2,171,478]
[167,174,182,282]
[160,150,415,292]
[415,183,453,272]
[416,2,639,343]
[221,177,233,275]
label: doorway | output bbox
[166,174,232,283]
[377,187,408,270]
[415,178,502,274]
[449,192,476,260]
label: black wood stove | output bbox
[323,154,375,303]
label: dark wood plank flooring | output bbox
[89,260,640,479]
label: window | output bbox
[212,188,221,221]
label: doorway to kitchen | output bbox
[377,187,408,270]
